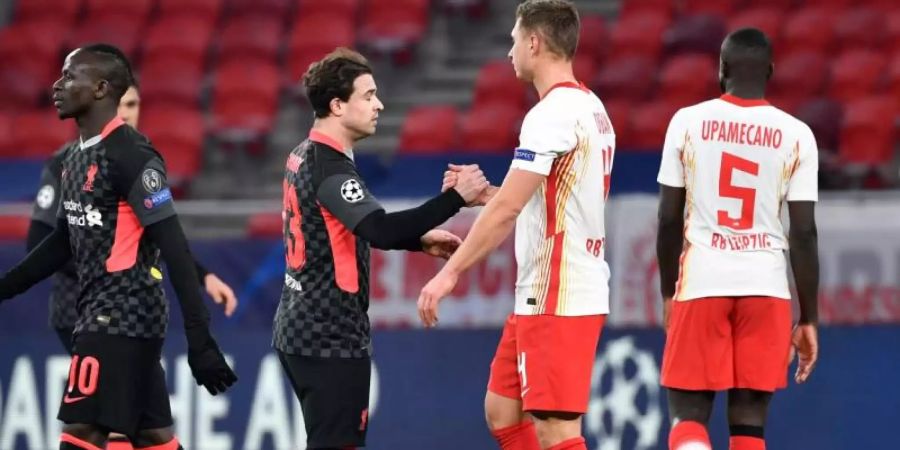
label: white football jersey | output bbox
[657,94,819,301]
[510,82,615,316]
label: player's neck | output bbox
[724,84,767,100]
[76,108,118,141]
[531,60,577,99]
[310,120,354,154]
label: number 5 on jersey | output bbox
[717,152,759,230]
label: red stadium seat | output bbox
[574,56,598,86]
[138,57,205,107]
[781,7,837,56]
[727,8,784,44]
[143,16,215,68]
[594,55,657,101]
[0,19,70,64]
[834,8,887,51]
[578,15,609,63]
[68,15,143,56]
[473,59,527,110]
[610,11,670,60]
[84,0,153,24]
[0,112,14,156]
[658,54,717,105]
[285,14,356,85]
[141,107,206,182]
[663,14,727,56]
[15,0,81,24]
[628,101,680,150]
[620,0,674,19]
[12,110,77,158]
[888,11,900,52]
[360,4,428,55]
[211,60,281,136]
[246,213,282,237]
[828,50,887,103]
[766,94,804,116]
[399,105,460,153]
[601,100,633,149]
[888,56,900,110]
[298,0,359,17]
[0,57,58,110]
[459,103,522,152]
[229,0,293,16]
[217,15,284,63]
[795,98,843,151]
[738,0,794,11]
[771,52,828,100]
[0,216,30,241]
[814,0,855,9]
[158,0,223,22]
[679,0,737,18]
[839,98,896,165]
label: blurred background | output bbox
[0,0,898,449]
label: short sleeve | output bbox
[510,105,577,176]
[33,162,60,226]
[657,110,687,188]
[316,172,383,231]
[118,156,177,226]
[786,127,819,202]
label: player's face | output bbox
[339,74,383,140]
[118,86,141,128]
[52,50,99,119]
[508,19,534,81]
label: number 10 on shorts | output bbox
[518,352,529,397]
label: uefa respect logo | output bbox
[585,336,663,450]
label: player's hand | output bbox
[445,164,495,206]
[204,273,238,317]
[418,270,459,328]
[186,328,238,395]
[662,297,673,333]
[449,164,489,206]
[421,229,463,259]
[790,323,818,383]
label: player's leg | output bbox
[130,358,179,450]
[130,427,179,450]
[728,296,793,450]
[517,314,605,450]
[59,423,109,449]
[279,352,371,449]
[485,314,540,450]
[661,297,736,450]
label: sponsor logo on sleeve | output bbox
[143,187,173,209]
[514,149,536,161]
[142,168,163,193]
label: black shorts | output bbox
[55,327,75,355]
[278,351,371,449]
[57,332,173,436]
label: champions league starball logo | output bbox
[585,336,663,450]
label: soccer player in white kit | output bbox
[417,2,615,449]
[656,29,820,450]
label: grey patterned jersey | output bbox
[32,142,81,329]
[56,118,177,339]
[273,132,383,358]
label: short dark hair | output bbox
[303,48,373,118]
[79,43,135,102]
[721,28,772,79]
[516,0,580,60]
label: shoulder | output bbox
[105,125,165,167]
[312,141,357,175]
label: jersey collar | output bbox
[719,94,770,107]
[79,116,126,150]
[540,81,590,100]
[309,130,354,160]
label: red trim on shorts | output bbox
[134,438,179,450]
[60,433,103,450]
[540,81,590,99]
[319,203,359,293]
[309,130,347,154]
[719,94,770,107]
[106,201,144,272]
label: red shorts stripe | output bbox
[60,433,103,450]
[488,314,605,413]
[661,296,792,392]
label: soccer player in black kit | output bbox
[0,44,236,450]
[275,47,490,449]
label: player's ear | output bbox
[329,97,344,117]
[94,79,109,100]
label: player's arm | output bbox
[0,218,72,300]
[112,145,236,394]
[27,148,79,279]
[657,185,686,300]
[192,258,238,317]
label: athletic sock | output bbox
[546,436,586,450]
[729,425,765,450]
[669,420,711,450]
[491,421,541,450]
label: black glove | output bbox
[186,327,238,395]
